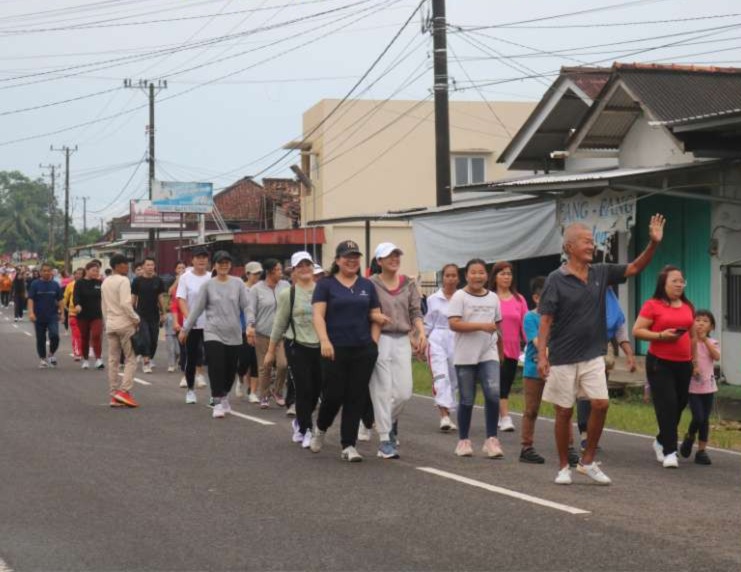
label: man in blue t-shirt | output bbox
[28,262,64,368]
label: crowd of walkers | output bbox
[7,209,724,483]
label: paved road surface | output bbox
[0,306,739,571]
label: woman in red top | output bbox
[633,265,696,469]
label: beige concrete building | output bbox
[290,98,535,275]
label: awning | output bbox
[412,201,561,271]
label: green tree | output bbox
[0,171,51,256]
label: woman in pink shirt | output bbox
[489,261,528,432]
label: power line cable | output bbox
[0,86,121,117]
[88,151,147,213]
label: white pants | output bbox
[369,333,413,441]
[428,329,457,411]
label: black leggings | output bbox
[0,291,9,306]
[688,393,714,443]
[317,344,378,448]
[237,340,257,378]
[204,341,239,399]
[184,329,205,390]
[646,353,692,455]
[286,341,323,434]
[500,357,519,399]
[14,295,24,319]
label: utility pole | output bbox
[432,0,451,206]
[39,163,60,258]
[124,78,168,257]
[50,145,78,273]
[80,196,91,233]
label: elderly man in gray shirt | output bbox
[538,214,665,486]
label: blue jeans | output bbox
[34,320,60,359]
[455,360,501,440]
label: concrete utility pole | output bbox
[123,78,168,257]
[50,145,78,273]
[432,0,452,207]
[39,163,60,258]
[80,196,91,233]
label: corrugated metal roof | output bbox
[464,160,718,192]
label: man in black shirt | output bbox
[131,257,166,373]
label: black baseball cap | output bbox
[213,250,233,263]
[192,246,209,258]
[335,240,362,257]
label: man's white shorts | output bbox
[542,356,608,408]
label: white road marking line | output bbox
[23,331,31,337]
[0,556,14,572]
[117,373,151,386]
[413,393,741,458]
[417,467,590,515]
[228,409,276,426]
[12,324,18,328]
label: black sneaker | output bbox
[519,447,545,464]
[567,447,580,468]
[679,433,694,458]
[695,450,712,465]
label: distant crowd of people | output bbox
[7,210,722,484]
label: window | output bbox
[727,265,741,331]
[454,156,486,187]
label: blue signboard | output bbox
[152,181,214,214]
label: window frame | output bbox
[452,155,487,187]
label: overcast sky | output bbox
[1,0,740,229]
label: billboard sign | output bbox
[152,180,213,214]
[130,200,182,228]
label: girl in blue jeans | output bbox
[448,258,505,459]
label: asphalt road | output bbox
[1,306,739,572]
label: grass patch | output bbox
[412,361,741,452]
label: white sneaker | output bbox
[663,452,679,468]
[95,358,104,370]
[357,423,372,442]
[341,446,363,462]
[167,366,176,373]
[499,415,515,432]
[195,374,207,389]
[439,416,457,432]
[291,419,303,443]
[142,363,153,374]
[221,396,232,414]
[577,461,612,485]
[310,428,326,453]
[286,403,296,417]
[179,377,187,388]
[554,466,573,485]
[38,359,50,369]
[652,439,665,463]
[81,360,90,370]
[247,392,260,404]
[302,429,312,449]
[185,390,197,404]
[234,381,244,398]
[212,402,226,419]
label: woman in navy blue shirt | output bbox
[310,240,389,462]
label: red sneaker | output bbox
[109,397,124,408]
[114,390,139,408]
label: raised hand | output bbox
[648,214,665,243]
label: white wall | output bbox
[619,117,694,168]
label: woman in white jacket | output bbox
[424,263,460,432]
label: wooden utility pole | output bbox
[432,0,451,206]
[123,78,168,257]
[39,163,60,258]
[50,145,77,273]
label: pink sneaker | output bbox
[455,439,473,457]
[482,437,504,459]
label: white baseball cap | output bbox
[374,242,403,260]
[313,264,325,275]
[290,251,314,269]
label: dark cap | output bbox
[213,250,233,263]
[335,240,362,257]
[192,246,209,258]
